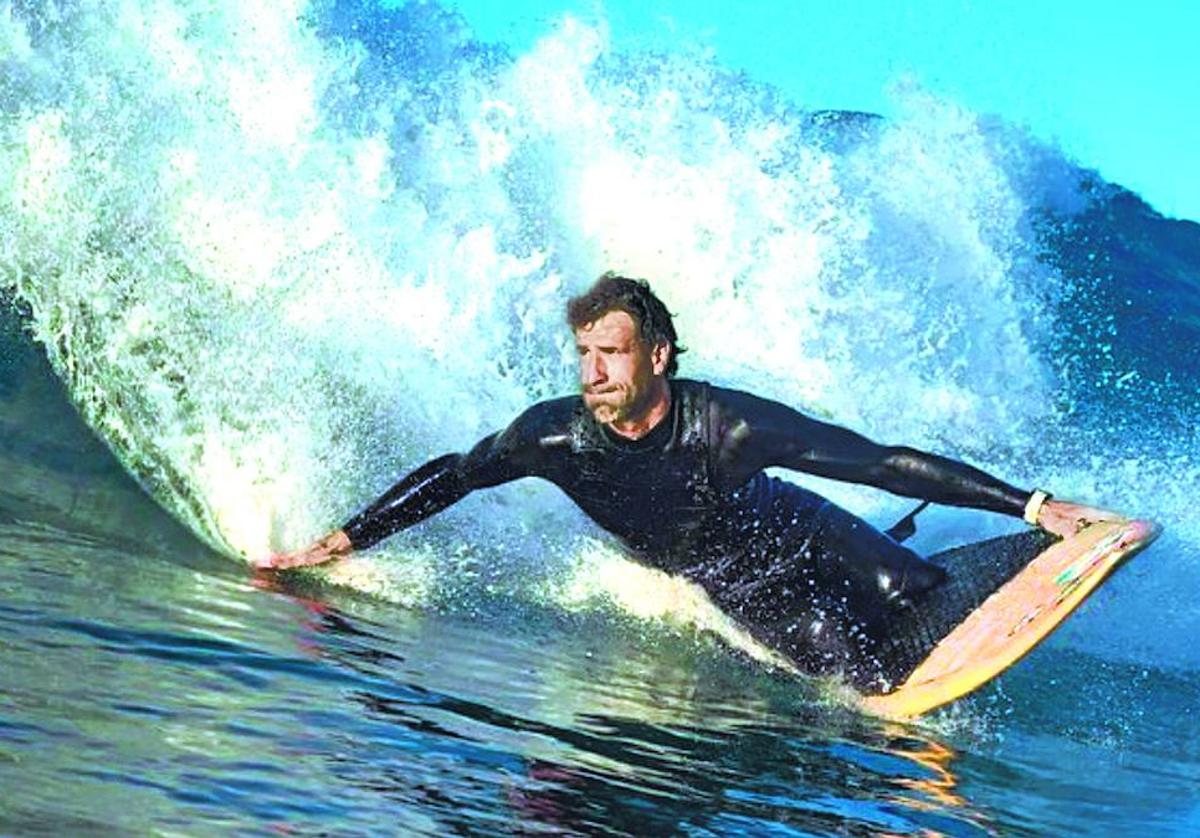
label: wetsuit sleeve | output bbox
[341,409,542,551]
[715,389,1031,517]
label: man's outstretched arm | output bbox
[254,453,476,569]
[256,415,538,570]
[851,447,1122,538]
[718,388,1123,539]
[799,432,1123,539]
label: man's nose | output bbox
[582,352,606,386]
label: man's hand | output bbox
[1036,499,1124,539]
[254,529,353,571]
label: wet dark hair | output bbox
[566,272,686,377]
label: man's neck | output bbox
[606,379,672,440]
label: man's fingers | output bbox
[253,553,301,571]
[1065,504,1123,529]
[253,550,336,571]
[1038,500,1125,539]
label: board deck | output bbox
[861,518,1159,720]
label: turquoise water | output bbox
[3,1,1200,833]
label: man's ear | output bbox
[651,341,671,376]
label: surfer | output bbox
[257,274,1117,689]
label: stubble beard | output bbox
[584,393,623,425]
[585,377,666,428]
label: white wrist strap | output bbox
[1024,489,1051,526]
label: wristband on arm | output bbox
[1023,489,1052,526]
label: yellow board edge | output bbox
[860,518,1159,721]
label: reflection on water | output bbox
[1,515,995,835]
[888,734,968,812]
[4,517,1199,834]
[239,572,999,836]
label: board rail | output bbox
[861,518,1159,720]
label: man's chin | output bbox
[583,397,622,425]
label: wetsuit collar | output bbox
[597,381,676,449]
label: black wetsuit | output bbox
[343,380,1030,690]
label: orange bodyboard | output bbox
[861,518,1158,720]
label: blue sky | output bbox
[445,0,1200,222]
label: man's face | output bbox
[574,309,668,425]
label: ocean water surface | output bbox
[2,1,1199,834]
